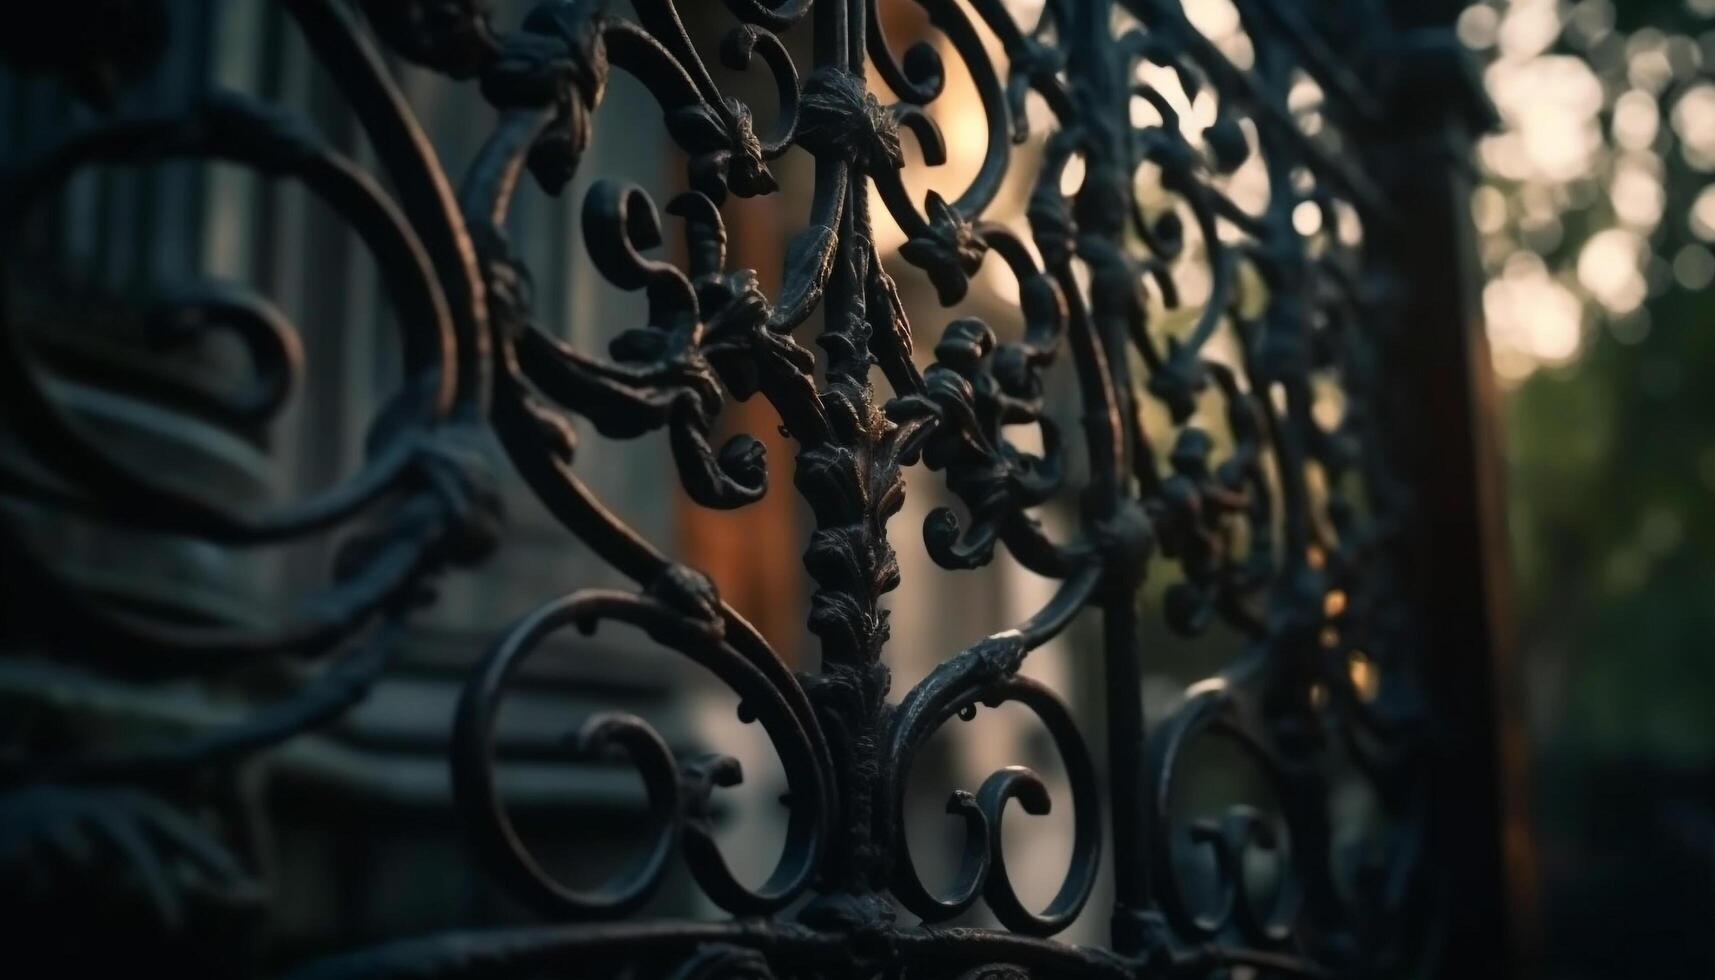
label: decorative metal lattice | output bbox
[0,0,1486,976]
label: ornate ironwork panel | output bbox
[0,0,1496,976]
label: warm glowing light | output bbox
[1499,0,1562,59]
[1672,83,1715,169]
[1485,251,1586,379]
[1692,184,1715,240]
[1578,228,1649,313]
[1610,154,1666,229]
[1612,89,1660,151]
[1484,56,1605,183]
[1288,73,1324,115]
[1219,120,1270,223]
[1060,153,1086,197]
[1222,32,1255,70]
[1627,30,1676,93]
[1311,379,1346,430]
[1183,0,1241,42]
[1472,184,1510,233]
[1324,590,1348,618]
[1458,5,1500,50]
[1136,61,1195,128]
[1349,651,1380,703]
[1292,200,1323,236]
[1334,201,1363,246]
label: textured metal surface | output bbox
[0,0,1489,976]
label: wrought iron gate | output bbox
[0,0,1516,977]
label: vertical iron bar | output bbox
[1103,583,1153,955]
[1369,11,1540,978]
[1064,0,1158,956]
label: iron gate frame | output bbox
[0,0,1522,977]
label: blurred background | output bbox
[1458,1,1715,974]
[0,0,1710,976]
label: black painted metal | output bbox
[0,1,1497,976]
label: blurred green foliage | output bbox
[1473,0,1715,973]
[1507,273,1715,759]
[1469,0,1715,761]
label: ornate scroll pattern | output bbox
[0,0,1475,977]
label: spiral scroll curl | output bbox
[451,589,829,918]
[1145,678,1302,949]
[882,590,1104,939]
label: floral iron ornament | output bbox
[0,0,1494,977]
